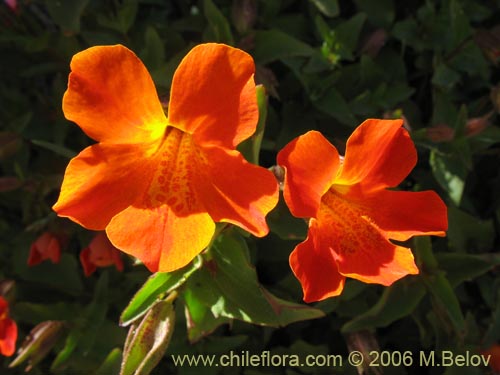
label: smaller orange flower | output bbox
[278,119,448,302]
[80,232,124,277]
[0,296,17,356]
[28,232,61,266]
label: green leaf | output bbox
[354,0,394,28]
[203,0,234,45]
[13,249,83,296]
[436,253,500,287]
[252,30,314,65]
[120,257,201,326]
[51,272,109,371]
[430,149,467,205]
[120,299,175,375]
[185,232,324,326]
[432,64,461,90]
[312,87,357,125]
[183,288,231,343]
[30,139,77,159]
[267,198,308,240]
[447,206,495,253]
[44,0,90,33]
[237,85,268,165]
[140,27,165,71]
[309,0,339,17]
[415,237,465,333]
[97,0,138,34]
[94,348,122,375]
[341,277,426,333]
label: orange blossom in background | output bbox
[27,232,61,266]
[0,296,17,356]
[80,232,124,277]
[277,119,448,302]
[53,43,278,272]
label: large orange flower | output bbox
[277,119,448,302]
[0,296,17,357]
[53,44,278,272]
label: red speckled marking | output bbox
[320,189,383,261]
[143,127,206,214]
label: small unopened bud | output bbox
[360,29,387,58]
[9,321,66,372]
[0,280,15,299]
[231,0,257,34]
[0,132,22,160]
[426,124,455,143]
[465,112,493,137]
[121,294,176,375]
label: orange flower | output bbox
[0,296,17,356]
[482,344,500,373]
[277,119,448,302]
[28,232,61,266]
[53,44,278,272]
[80,232,124,277]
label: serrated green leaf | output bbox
[120,258,201,326]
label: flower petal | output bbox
[277,131,340,218]
[336,119,416,194]
[196,147,278,237]
[53,143,152,230]
[106,205,215,273]
[63,45,166,144]
[358,190,448,241]
[320,190,419,286]
[168,43,258,148]
[290,219,346,302]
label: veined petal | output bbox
[52,143,152,230]
[278,131,341,218]
[336,119,416,194]
[358,189,448,241]
[290,220,345,303]
[319,190,419,286]
[196,147,278,237]
[106,205,215,273]
[63,45,167,144]
[168,43,258,148]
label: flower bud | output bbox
[231,0,257,34]
[9,321,65,371]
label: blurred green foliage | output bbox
[0,0,499,374]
